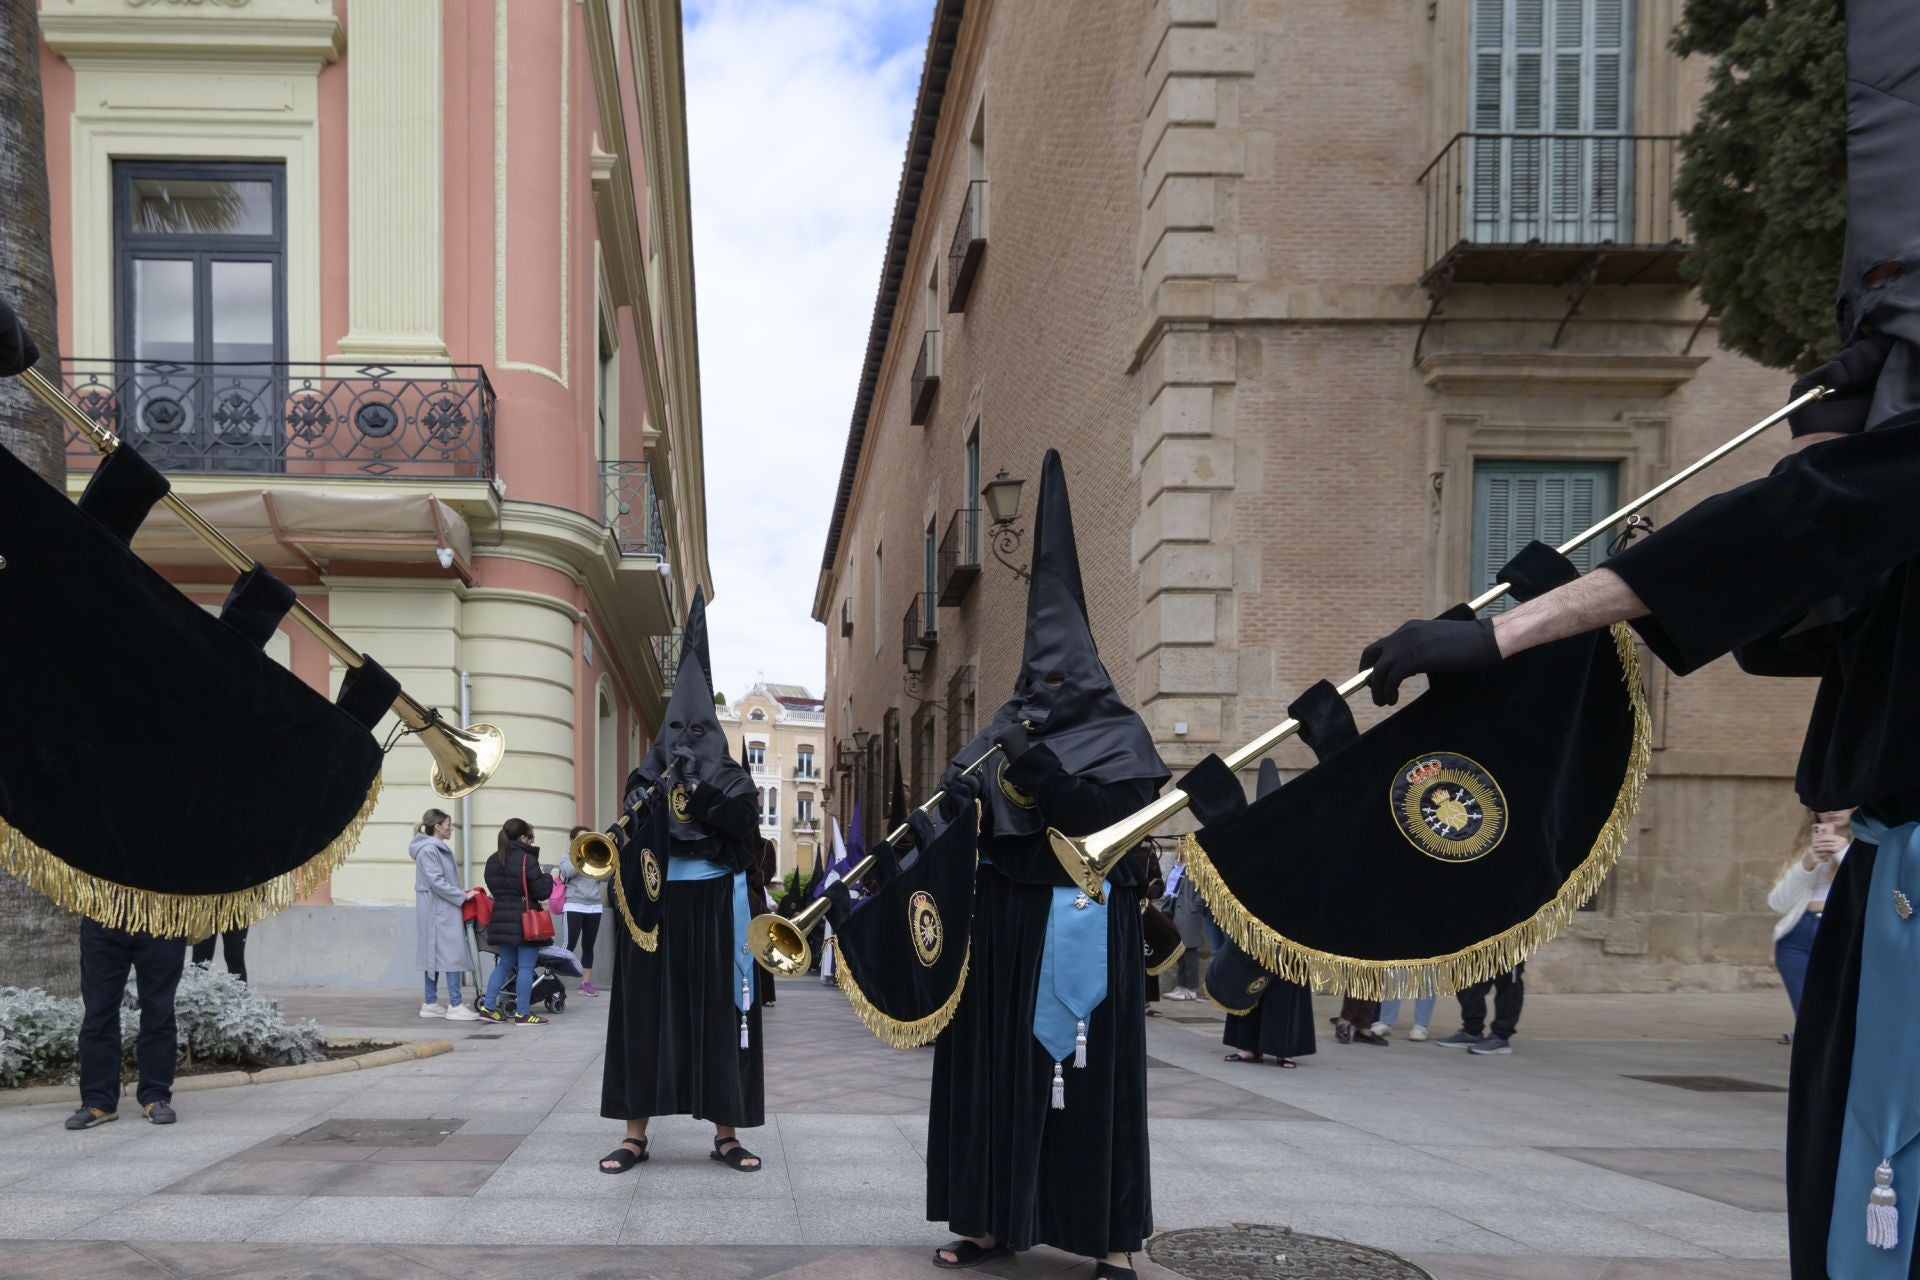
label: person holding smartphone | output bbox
[1768,808,1855,1025]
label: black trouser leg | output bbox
[132,935,187,1106]
[1340,996,1379,1026]
[1489,963,1524,1040]
[570,913,599,970]
[78,921,132,1112]
[223,928,248,984]
[190,935,216,967]
[1456,981,1490,1036]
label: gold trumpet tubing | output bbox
[19,366,504,796]
[749,740,1008,977]
[1048,386,1830,901]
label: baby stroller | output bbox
[466,907,582,1014]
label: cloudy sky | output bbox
[683,0,935,703]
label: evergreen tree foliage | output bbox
[1672,0,1846,372]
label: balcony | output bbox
[793,764,821,782]
[602,460,667,558]
[794,818,820,835]
[937,506,981,606]
[947,179,987,313]
[909,329,941,426]
[58,359,494,478]
[1417,133,1687,288]
[901,590,937,665]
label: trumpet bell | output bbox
[424,720,506,800]
[750,909,815,978]
[570,830,619,880]
[1048,830,1110,903]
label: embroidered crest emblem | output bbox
[1896,889,1914,921]
[908,889,944,967]
[997,756,1037,809]
[1389,752,1508,863]
[640,847,663,902]
[668,784,692,823]
[1245,975,1271,997]
[1073,893,1092,911]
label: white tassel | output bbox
[1050,1063,1065,1110]
[1074,1020,1087,1068]
[739,978,752,1050]
[1869,1160,1899,1250]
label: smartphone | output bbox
[1813,823,1832,836]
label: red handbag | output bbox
[519,855,554,944]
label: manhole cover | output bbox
[1622,1074,1787,1093]
[286,1118,465,1148]
[1149,1223,1433,1280]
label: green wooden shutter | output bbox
[1472,461,1618,612]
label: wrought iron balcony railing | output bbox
[910,329,941,426]
[1417,133,1688,287]
[901,590,937,665]
[947,179,987,313]
[602,460,667,559]
[938,506,981,606]
[57,358,494,478]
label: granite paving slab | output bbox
[1542,1146,1786,1213]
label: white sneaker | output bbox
[419,1002,448,1018]
[1370,1022,1392,1038]
[444,1004,480,1022]
[1410,1023,1428,1041]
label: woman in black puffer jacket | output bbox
[480,818,554,1024]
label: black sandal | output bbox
[932,1240,1011,1269]
[1277,1057,1298,1069]
[598,1137,648,1173]
[711,1136,762,1172]
[1224,1051,1262,1064]
[1092,1264,1138,1280]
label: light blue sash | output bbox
[1828,816,1920,1276]
[667,856,754,1036]
[1033,882,1109,1107]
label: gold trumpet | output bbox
[750,740,1008,977]
[569,813,632,881]
[1049,387,1831,902]
[19,367,506,799]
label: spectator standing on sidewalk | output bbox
[1374,991,1440,1041]
[66,921,186,1130]
[1166,853,1207,1000]
[412,808,480,1022]
[1768,808,1854,1026]
[189,927,249,984]
[560,826,606,998]
[1435,964,1525,1055]
[481,819,554,1025]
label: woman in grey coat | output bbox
[412,809,480,1021]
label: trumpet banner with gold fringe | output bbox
[1186,612,1650,1001]
[830,808,979,1048]
[0,443,388,939]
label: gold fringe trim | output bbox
[834,932,971,1049]
[607,846,659,952]
[0,774,382,940]
[1146,939,1186,979]
[1184,623,1653,1001]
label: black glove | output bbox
[0,296,39,378]
[670,744,700,786]
[1789,332,1895,438]
[992,720,1031,761]
[937,766,982,822]
[1359,616,1501,707]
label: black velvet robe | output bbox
[1604,414,1920,1279]
[926,744,1155,1259]
[1222,980,1317,1061]
[601,782,766,1129]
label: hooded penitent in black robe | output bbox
[926,450,1170,1259]
[1218,762,1316,1063]
[602,592,766,1128]
[1601,10,1920,1269]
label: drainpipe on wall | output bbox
[459,669,474,888]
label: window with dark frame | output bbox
[114,160,288,472]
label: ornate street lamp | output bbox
[981,468,1030,582]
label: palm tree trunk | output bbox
[0,0,81,996]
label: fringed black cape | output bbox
[1222,980,1317,1062]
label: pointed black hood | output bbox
[1256,759,1282,801]
[953,450,1167,834]
[682,586,714,694]
[1840,0,1920,428]
[633,591,746,846]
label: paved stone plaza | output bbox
[0,981,1795,1279]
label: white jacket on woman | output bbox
[1767,857,1839,943]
